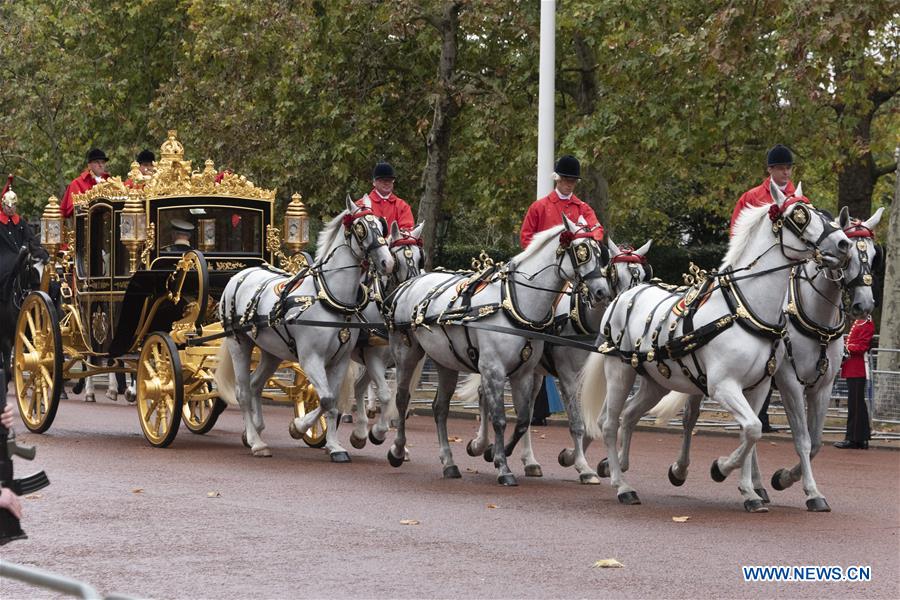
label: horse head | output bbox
[342,196,394,276]
[556,216,607,305]
[838,206,883,318]
[770,181,851,267]
[388,221,425,287]
[603,238,653,297]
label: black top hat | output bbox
[136,149,156,165]
[372,162,396,180]
[554,155,581,179]
[766,144,793,166]
[170,218,195,233]
[86,148,109,163]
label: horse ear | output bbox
[838,206,850,229]
[412,221,425,238]
[345,194,357,213]
[607,237,620,256]
[863,206,885,230]
[634,239,653,256]
[770,180,786,206]
[794,181,803,199]
[390,221,401,240]
[562,214,577,232]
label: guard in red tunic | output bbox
[834,316,875,449]
[356,162,414,232]
[60,148,110,218]
[730,144,796,235]
[124,149,156,188]
[519,155,603,249]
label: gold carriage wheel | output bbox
[168,249,210,331]
[291,370,326,448]
[137,332,184,447]
[14,292,63,433]
[182,380,227,435]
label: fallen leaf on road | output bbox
[131,488,144,494]
[448,436,462,442]
[25,493,42,500]
[769,442,777,446]
[539,434,546,439]
[207,491,221,498]
[671,516,690,523]
[465,467,479,474]
[593,558,624,568]
[400,519,420,525]
[486,503,497,509]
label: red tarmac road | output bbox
[2,395,898,599]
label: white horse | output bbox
[581,182,852,511]
[651,207,883,512]
[384,217,607,485]
[214,198,394,460]
[343,221,426,450]
[460,238,651,484]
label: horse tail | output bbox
[213,342,238,406]
[579,352,607,440]
[456,373,482,405]
[649,391,689,426]
[337,361,359,415]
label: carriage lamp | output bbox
[198,218,216,251]
[284,192,310,253]
[120,192,147,273]
[41,195,63,252]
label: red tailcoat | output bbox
[519,190,603,249]
[841,318,874,379]
[730,177,795,234]
[356,191,414,231]
[61,170,109,218]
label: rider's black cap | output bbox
[372,162,396,180]
[554,155,581,179]
[136,149,155,165]
[86,148,109,163]
[766,144,793,166]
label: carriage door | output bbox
[84,203,116,353]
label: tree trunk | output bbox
[418,1,462,270]
[874,148,900,420]
[837,114,876,219]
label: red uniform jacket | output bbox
[841,318,874,379]
[730,177,796,235]
[519,190,603,248]
[356,190,414,231]
[61,170,109,218]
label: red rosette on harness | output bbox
[558,226,595,248]
[844,219,875,239]
[390,234,423,248]
[769,194,811,222]
[610,244,647,265]
[343,208,374,229]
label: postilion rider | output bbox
[356,161,414,232]
[60,148,111,218]
[0,176,48,293]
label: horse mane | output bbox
[512,225,565,264]
[721,203,770,268]
[315,210,347,261]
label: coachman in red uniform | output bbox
[834,316,875,449]
[519,155,603,248]
[60,148,110,218]
[730,144,797,235]
[356,161,414,232]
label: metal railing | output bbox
[0,560,136,599]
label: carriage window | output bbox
[158,207,262,254]
[89,206,113,277]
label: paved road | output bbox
[2,396,898,599]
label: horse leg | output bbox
[350,361,371,448]
[707,382,767,512]
[248,350,281,435]
[432,365,461,478]
[798,387,832,511]
[669,394,702,485]
[226,337,270,457]
[616,377,668,473]
[466,383,490,457]
[514,373,543,477]
[600,365,643,504]
[301,357,351,461]
[105,369,118,402]
[554,358,600,484]
[368,350,395,444]
[84,367,96,403]
[387,341,424,468]
[481,365,516,486]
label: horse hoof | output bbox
[443,465,462,479]
[497,473,518,486]
[72,380,85,394]
[241,432,250,448]
[579,473,601,485]
[105,391,118,402]
[466,439,479,457]
[596,458,610,478]
[668,465,686,487]
[387,449,404,468]
[483,444,494,463]
[366,408,376,420]
[558,448,575,467]
[770,468,790,491]
[330,451,352,463]
[710,459,727,482]
[288,421,302,440]
[124,389,136,404]
[84,393,96,403]
[744,499,769,513]
[755,488,771,505]
[349,433,367,449]
[618,491,641,505]
[524,464,543,478]
[806,497,831,512]
[252,447,272,458]
[368,429,385,446]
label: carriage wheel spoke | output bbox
[18,332,37,353]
